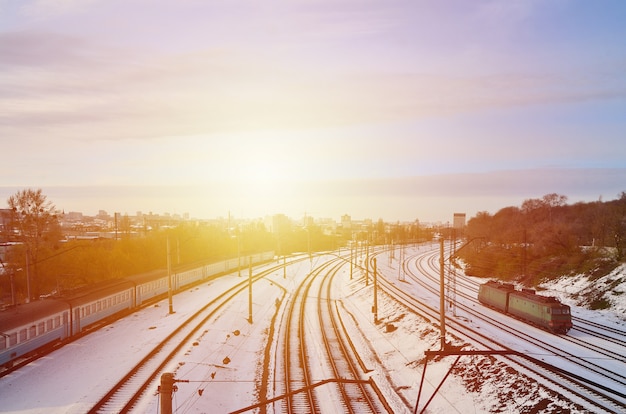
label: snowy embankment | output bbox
[541,263,626,323]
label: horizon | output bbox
[2,173,624,224]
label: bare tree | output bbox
[7,188,60,301]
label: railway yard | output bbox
[1,243,626,413]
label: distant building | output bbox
[64,211,84,221]
[453,213,466,229]
[271,214,291,234]
[340,214,352,239]
[341,214,352,230]
[96,210,110,220]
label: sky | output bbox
[1,0,626,222]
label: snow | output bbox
[1,245,625,413]
[540,263,626,320]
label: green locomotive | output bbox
[478,280,572,334]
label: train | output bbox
[0,251,274,368]
[478,280,573,334]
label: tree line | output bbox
[0,188,447,305]
[0,189,358,304]
[457,192,626,286]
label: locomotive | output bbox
[478,280,572,334]
[0,252,274,368]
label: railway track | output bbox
[370,246,626,413]
[316,257,391,413]
[444,261,626,364]
[274,254,390,413]
[87,262,295,413]
[406,247,626,369]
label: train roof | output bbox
[125,268,167,284]
[57,279,135,306]
[482,280,515,290]
[0,299,70,332]
[509,289,564,305]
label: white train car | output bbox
[1,251,275,368]
[66,280,135,334]
[0,300,70,366]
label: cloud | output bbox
[19,0,100,19]
[2,34,624,147]
[0,31,95,67]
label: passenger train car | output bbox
[0,251,274,368]
[478,280,573,334]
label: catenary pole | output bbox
[439,237,445,349]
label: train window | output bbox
[9,332,17,347]
[0,337,5,351]
[562,308,570,314]
[38,322,45,334]
[29,325,36,338]
[19,329,27,342]
[47,319,53,330]
[545,307,551,314]
[54,316,60,328]
[97,301,101,312]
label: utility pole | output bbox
[365,238,370,286]
[398,243,402,280]
[248,259,253,324]
[439,237,446,350]
[446,230,458,317]
[25,249,31,303]
[373,258,378,323]
[350,242,354,280]
[238,232,241,277]
[167,237,174,314]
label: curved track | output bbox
[371,244,626,413]
[87,263,291,413]
[276,254,391,413]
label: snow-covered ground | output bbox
[540,262,626,320]
[1,246,625,413]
